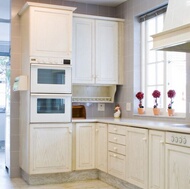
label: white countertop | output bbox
[72,118,190,134]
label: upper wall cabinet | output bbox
[72,14,124,85]
[18,2,76,61]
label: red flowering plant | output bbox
[167,90,176,109]
[136,92,144,108]
[152,90,161,108]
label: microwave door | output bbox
[30,94,71,123]
[31,64,71,94]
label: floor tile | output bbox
[0,152,116,189]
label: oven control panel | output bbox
[166,132,190,147]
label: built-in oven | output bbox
[30,94,71,123]
[31,63,71,93]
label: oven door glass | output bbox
[30,94,71,123]
[31,64,71,93]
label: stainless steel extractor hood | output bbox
[152,0,190,52]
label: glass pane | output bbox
[38,69,65,84]
[147,18,156,40]
[147,86,155,108]
[147,43,156,63]
[37,98,65,114]
[0,0,11,19]
[157,51,164,62]
[157,62,164,85]
[157,14,164,32]
[157,86,163,108]
[147,64,156,85]
[167,53,186,112]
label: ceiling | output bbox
[66,0,127,7]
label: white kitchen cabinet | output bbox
[75,123,95,170]
[30,123,72,174]
[165,144,190,189]
[126,127,148,189]
[19,2,75,60]
[72,15,123,85]
[108,124,126,180]
[95,123,108,172]
[149,130,165,189]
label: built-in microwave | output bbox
[31,64,71,94]
[30,94,72,123]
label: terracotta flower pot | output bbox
[153,108,160,115]
[138,108,144,114]
[168,109,174,116]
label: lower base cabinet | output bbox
[96,123,108,172]
[165,144,190,189]
[149,130,165,189]
[126,127,148,189]
[30,123,72,174]
[75,123,96,170]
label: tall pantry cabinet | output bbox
[18,2,76,175]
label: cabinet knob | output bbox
[183,138,187,144]
[114,128,117,131]
[69,130,72,133]
[113,154,117,157]
[114,137,117,141]
[160,140,164,144]
[179,137,182,143]
[113,147,117,151]
[142,137,147,141]
[96,129,99,132]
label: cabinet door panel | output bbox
[96,123,107,172]
[126,127,148,189]
[30,7,72,58]
[76,123,95,170]
[72,18,95,84]
[30,123,72,174]
[95,20,118,84]
[149,130,165,189]
[166,144,190,189]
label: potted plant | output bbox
[152,90,161,115]
[135,92,144,114]
[167,89,176,116]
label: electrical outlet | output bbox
[126,102,131,111]
[98,103,105,111]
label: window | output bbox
[140,10,186,116]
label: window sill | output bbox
[133,113,186,119]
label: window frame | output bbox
[140,13,186,117]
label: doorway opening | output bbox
[0,0,11,176]
[0,55,10,174]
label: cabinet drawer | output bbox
[108,142,125,155]
[108,133,125,145]
[108,124,126,135]
[108,152,125,180]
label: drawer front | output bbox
[108,142,125,155]
[108,124,126,135]
[108,133,126,145]
[108,152,126,180]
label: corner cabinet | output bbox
[75,123,96,170]
[72,14,124,85]
[95,123,108,172]
[18,2,76,59]
[126,127,148,189]
[30,123,72,174]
